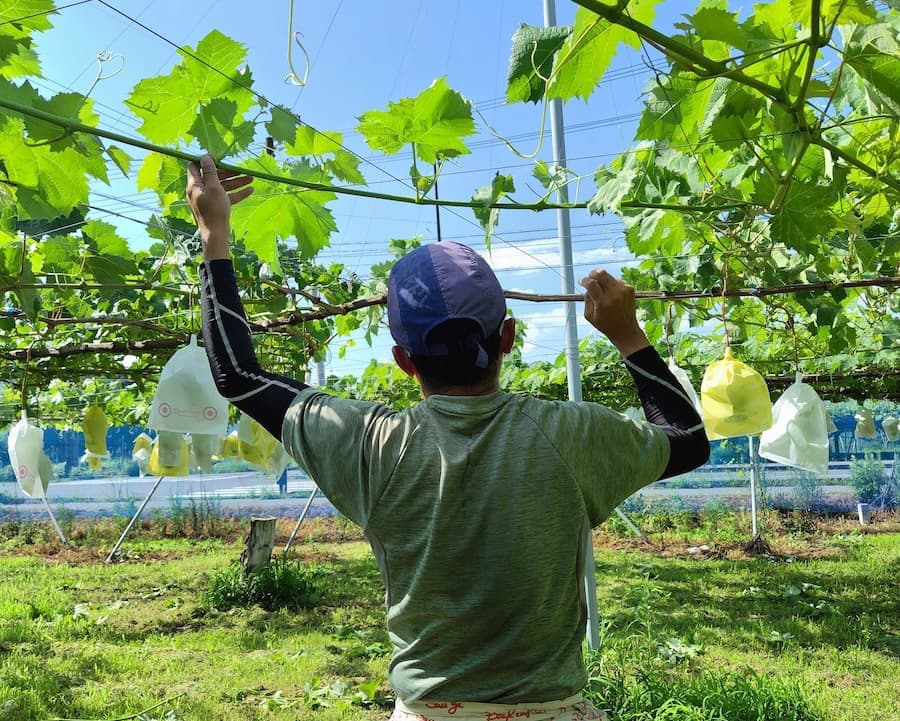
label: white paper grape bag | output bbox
[667,357,703,416]
[759,373,829,474]
[190,433,221,473]
[8,411,48,498]
[148,335,228,435]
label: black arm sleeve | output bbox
[623,346,710,479]
[199,259,308,440]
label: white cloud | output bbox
[513,305,598,359]
[487,238,625,278]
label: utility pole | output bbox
[542,0,600,651]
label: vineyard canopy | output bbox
[0,0,897,426]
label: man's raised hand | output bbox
[186,154,254,260]
[579,268,650,357]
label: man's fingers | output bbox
[220,174,253,192]
[186,161,202,189]
[589,268,613,290]
[229,185,254,207]
[580,270,609,302]
[199,154,218,177]
[221,173,253,207]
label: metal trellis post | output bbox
[543,0,600,651]
[106,475,164,562]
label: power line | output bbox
[93,0,410,190]
[55,1,744,280]
[0,0,91,27]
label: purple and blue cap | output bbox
[387,241,506,368]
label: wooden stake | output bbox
[241,516,277,574]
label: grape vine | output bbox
[0,0,897,426]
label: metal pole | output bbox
[106,475,164,562]
[284,486,319,552]
[434,162,442,242]
[614,507,644,538]
[748,436,759,537]
[41,494,68,546]
[543,0,599,652]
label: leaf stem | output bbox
[812,133,900,192]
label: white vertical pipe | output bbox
[543,0,599,652]
[41,494,68,546]
[542,2,582,405]
[748,436,759,537]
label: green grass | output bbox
[583,531,898,720]
[0,516,897,721]
[204,555,322,611]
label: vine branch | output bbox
[570,0,900,194]
[0,96,752,215]
[3,276,896,360]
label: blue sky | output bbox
[32,0,684,380]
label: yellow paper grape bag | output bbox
[148,433,189,477]
[238,413,278,470]
[131,432,153,477]
[82,405,109,469]
[701,348,773,440]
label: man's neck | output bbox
[421,377,499,399]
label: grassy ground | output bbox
[0,511,897,721]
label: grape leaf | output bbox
[751,0,795,37]
[128,68,199,145]
[636,74,721,144]
[287,126,364,184]
[358,77,475,163]
[471,172,515,246]
[230,156,337,272]
[189,98,255,159]
[16,205,84,238]
[587,161,638,214]
[789,0,877,26]
[324,153,364,185]
[138,152,187,210]
[266,105,299,145]
[623,208,686,257]
[81,220,137,284]
[0,116,38,186]
[0,0,55,38]
[506,23,571,104]
[767,181,835,250]
[128,30,253,145]
[0,231,40,319]
[36,234,75,269]
[549,0,660,101]
[688,7,750,52]
[105,145,131,177]
[0,119,90,219]
[0,34,40,78]
[179,30,249,98]
[843,23,900,114]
